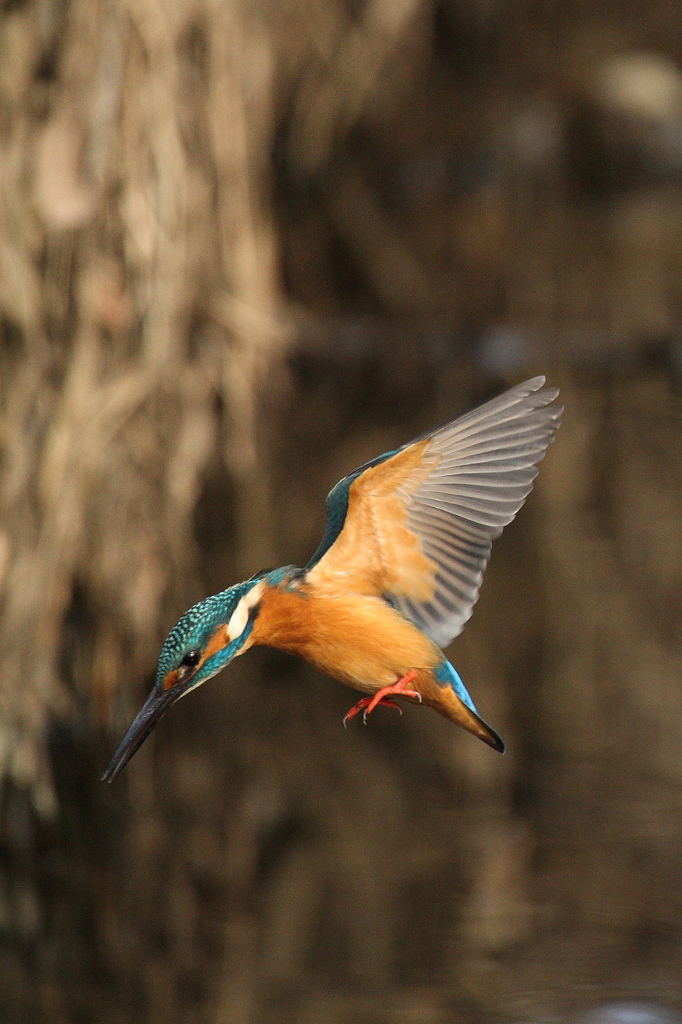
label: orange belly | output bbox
[247,580,501,748]
[249,582,440,695]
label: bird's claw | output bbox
[343,671,422,727]
[363,699,401,725]
[343,696,403,727]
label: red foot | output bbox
[343,671,422,727]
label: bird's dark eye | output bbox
[180,650,201,670]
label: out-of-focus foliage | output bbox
[2,0,682,1020]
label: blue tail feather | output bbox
[434,659,478,714]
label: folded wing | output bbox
[306,377,562,649]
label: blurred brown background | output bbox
[2,0,682,1021]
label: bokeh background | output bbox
[2,0,682,1021]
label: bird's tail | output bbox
[418,659,505,753]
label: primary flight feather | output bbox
[103,377,561,781]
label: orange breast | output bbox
[249,582,441,695]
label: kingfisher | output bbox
[102,376,561,781]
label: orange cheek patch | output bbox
[163,669,179,691]
[199,624,228,668]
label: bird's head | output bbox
[102,573,270,781]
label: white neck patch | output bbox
[226,579,266,642]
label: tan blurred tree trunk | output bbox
[0,0,289,813]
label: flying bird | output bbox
[102,376,561,781]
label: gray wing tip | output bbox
[540,395,563,429]
[524,382,562,425]
[523,382,560,407]
[517,378,561,405]
[481,376,561,419]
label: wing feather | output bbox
[306,377,561,648]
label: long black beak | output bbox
[101,682,184,782]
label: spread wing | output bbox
[305,376,562,648]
